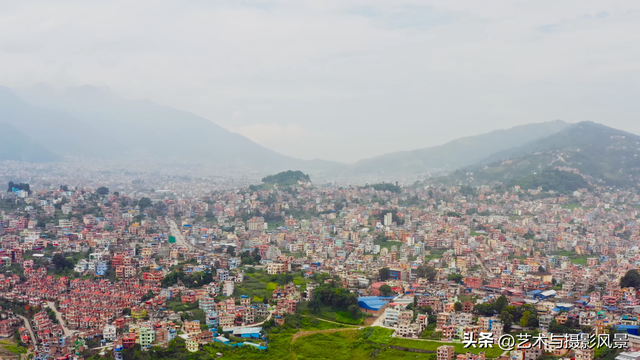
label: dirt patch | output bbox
[364,316,378,326]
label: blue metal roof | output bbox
[358,296,396,311]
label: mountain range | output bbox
[1,84,639,188]
[0,85,339,172]
[446,121,640,188]
[346,120,571,175]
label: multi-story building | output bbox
[138,327,155,347]
[222,281,234,297]
[216,269,229,282]
[575,348,594,360]
[184,320,201,334]
[384,305,401,326]
[186,336,199,352]
[103,324,117,342]
[438,345,455,360]
[206,312,219,328]
[219,314,235,328]
[267,262,286,275]
[200,296,216,313]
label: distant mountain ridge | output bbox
[448,121,640,188]
[0,85,339,172]
[3,84,638,189]
[0,123,58,162]
[348,120,571,175]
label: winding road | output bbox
[16,314,35,357]
[16,315,35,345]
[45,301,73,337]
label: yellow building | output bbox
[184,320,201,334]
[186,336,199,352]
[131,308,147,320]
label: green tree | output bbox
[527,312,539,328]
[500,310,514,332]
[379,284,394,296]
[494,295,508,314]
[520,310,531,327]
[454,302,463,312]
[52,253,73,271]
[447,273,464,283]
[348,304,360,319]
[417,264,437,281]
[138,197,152,211]
[227,245,235,257]
[309,298,321,313]
[251,248,262,263]
[620,270,640,289]
[96,186,109,196]
[379,267,390,281]
[313,282,358,310]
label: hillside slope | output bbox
[4,85,339,172]
[450,121,640,188]
[0,123,59,162]
[349,120,570,175]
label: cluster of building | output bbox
[0,165,639,359]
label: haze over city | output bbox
[3,1,640,360]
[2,0,640,162]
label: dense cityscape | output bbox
[0,162,639,360]
[2,2,640,360]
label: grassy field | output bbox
[570,257,588,265]
[299,316,349,331]
[552,250,590,265]
[366,327,503,358]
[0,338,27,356]
[297,302,365,325]
[91,322,503,360]
[292,327,505,360]
[235,271,309,300]
[233,273,272,300]
[424,249,447,261]
[165,297,199,312]
[292,330,427,360]
[183,309,206,324]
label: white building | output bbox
[222,281,234,297]
[616,352,640,360]
[383,213,393,227]
[103,324,117,342]
[74,259,88,273]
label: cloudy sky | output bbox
[1,0,640,162]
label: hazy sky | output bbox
[1,0,640,162]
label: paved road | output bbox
[45,301,73,337]
[221,310,275,329]
[152,259,169,276]
[473,254,491,277]
[167,217,198,251]
[252,310,274,326]
[16,314,35,355]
